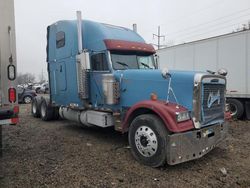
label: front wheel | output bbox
[128,114,168,167]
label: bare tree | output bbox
[17,72,36,85]
[38,71,46,84]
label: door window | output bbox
[56,31,65,49]
[91,53,109,71]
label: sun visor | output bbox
[104,39,155,54]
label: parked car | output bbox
[26,83,33,90]
[36,82,49,94]
[32,82,49,93]
[17,87,37,104]
[32,83,42,93]
[40,83,49,93]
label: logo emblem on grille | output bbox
[207,90,220,108]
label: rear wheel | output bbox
[40,98,54,121]
[227,98,244,119]
[31,97,41,118]
[53,107,60,120]
[128,114,168,167]
[45,88,49,94]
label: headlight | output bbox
[176,111,190,122]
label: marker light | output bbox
[7,64,16,80]
[176,111,190,122]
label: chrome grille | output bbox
[202,84,225,125]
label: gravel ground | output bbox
[1,104,250,188]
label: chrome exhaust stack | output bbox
[76,11,83,53]
[76,11,90,102]
[133,24,137,33]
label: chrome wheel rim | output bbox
[24,96,32,104]
[229,104,237,117]
[41,103,46,118]
[135,126,158,157]
[32,102,37,114]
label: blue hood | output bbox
[114,69,196,110]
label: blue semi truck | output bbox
[31,12,229,167]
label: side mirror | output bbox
[217,68,228,76]
[154,54,159,69]
[161,68,171,79]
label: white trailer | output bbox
[0,0,18,160]
[0,0,18,125]
[157,30,250,119]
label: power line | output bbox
[166,7,250,38]
[160,0,227,27]
[144,6,250,45]
[167,14,250,39]
[178,19,250,41]
[167,13,250,41]
[177,19,250,42]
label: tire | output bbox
[53,107,60,120]
[35,88,40,94]
[128,114,168,167]
[45,88,49,94]
[31,97,41,118]
[37,89,43,94]
[227,98,244,119]
[40,98,54,121]
[23,96,32,104]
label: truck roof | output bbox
[49,19,146,53]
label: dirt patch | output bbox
[1,104,250,188]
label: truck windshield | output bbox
[111,53,156,70]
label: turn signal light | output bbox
[150,93,158,101]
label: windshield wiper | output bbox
[115,61,129,69]
[140,62,152,69]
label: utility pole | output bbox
[153,26,165,49]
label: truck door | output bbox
[56,61,67,91]
[89,53,110,106]
[48,23,81,106]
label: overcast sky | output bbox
[14,0,250,81]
